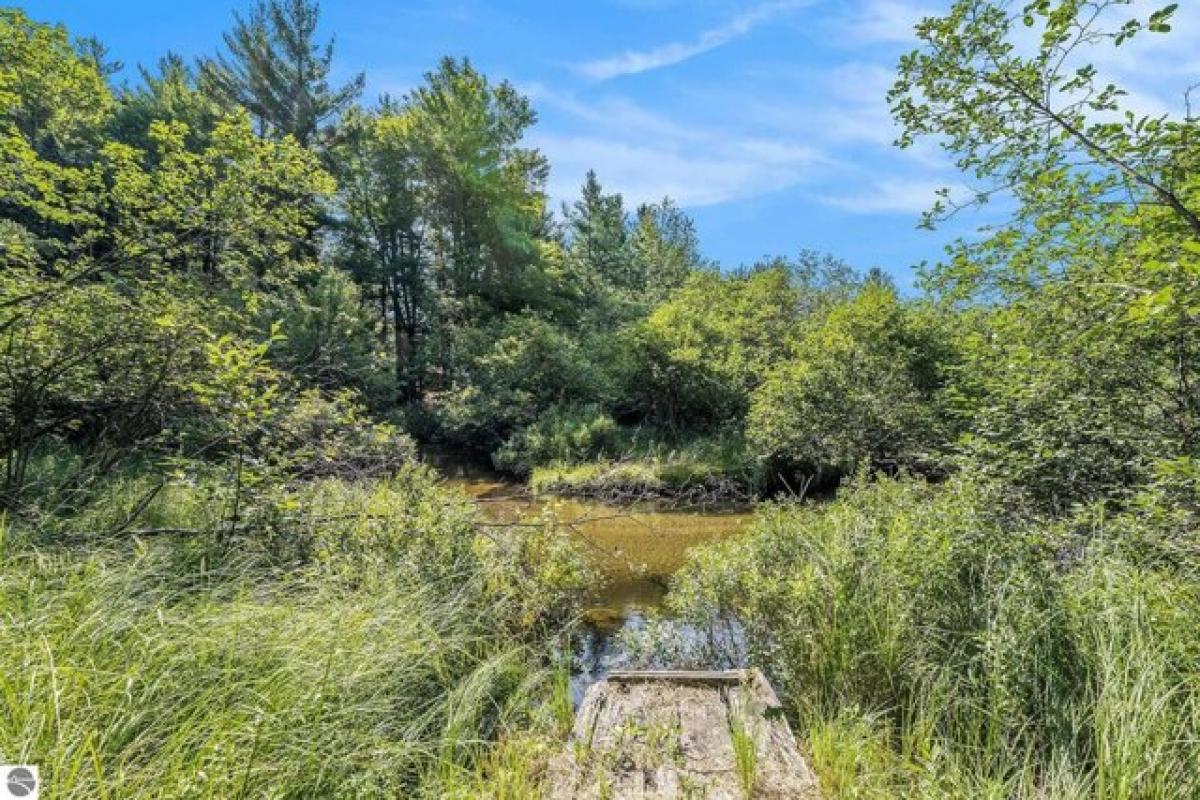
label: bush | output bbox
[748,282,948,482]
[423,313,617,452]
[262,266,394,405]
[263,388,416,480]
[619,267,802,427]
[493,403,620,476]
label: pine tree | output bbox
[631,198,701,300]
[565,170,632,290]
[201,0,363,148]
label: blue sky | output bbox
[20,0,1200,289]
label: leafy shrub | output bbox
[262,266,393,405]
[263,388,416,480]
[749,282,948,482]
[424,313,617,451]
[944,278,1192,509]
[0,269,220,502]
[620,267,803,427]
[493,403,620,475]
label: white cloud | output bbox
[522,84,707,143]
[533,133,822,207]
[846,0,936,44]
[541,0,1199,223]
[525,87,823,207]
[815,62,898,146]
[1074,0,1200,119]
[577,0,809,80]
[823,178,963,214]
[682,60,951,171]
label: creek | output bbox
[435,459,751,687]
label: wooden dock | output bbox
[548,669,818,799]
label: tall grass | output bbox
[0,465,589,798]
[729,711,759,799]
[670,475,1200,798]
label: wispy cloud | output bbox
[534,133,822,207]
[577,0,808,80]
[525,86,824,207]
[845,0,935,44]
[823,179,966,214]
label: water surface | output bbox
[437,460,751,631]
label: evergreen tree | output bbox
[201,0,363,148]
[74,36,123,77]
[564,170,632,291]
[332,102,425,398]
[405,57,549,319]
[111,54,223,153]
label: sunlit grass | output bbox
[0,465,586,799]
[729,711,759,799]
[671,475,1200,799]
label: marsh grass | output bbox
[0,465,589,799]
[527,426,760,501]
[0,545,563,797]
[671,475,1200,799]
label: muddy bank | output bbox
[531,468,754,507]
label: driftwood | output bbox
[548,669,818,799]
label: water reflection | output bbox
[435,457,752,691]
[437,459,750,622]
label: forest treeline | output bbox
[0,1,951,508]
[2,0,1199,797]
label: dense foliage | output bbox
[0,465,588,797]
[664,1,1200,797]
[2,0,1199,796]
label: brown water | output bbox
[437,461,751,631]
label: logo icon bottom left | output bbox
[2,766,38,800]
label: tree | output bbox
[628,266,802,427]
[892,0,1200,506]
[0,9,111,165]
[564,170,633,291]
[111,54,223,154]
[332,103,425,397]
[332,62,558,400]
[890,0,1198,298]
[74,36,122,77]
[404,57,550,321]
[749,279,948,481]
[630,198,703,301]
[0,11,336,504]
[201,0,363,148]
[100,115,334,284]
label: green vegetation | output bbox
[672,475,1200,797]
[729,710,759,800]
[0,466,589,798]
[526,427,758,503]
[664,1,1200,797]
[2,0,1200,796]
